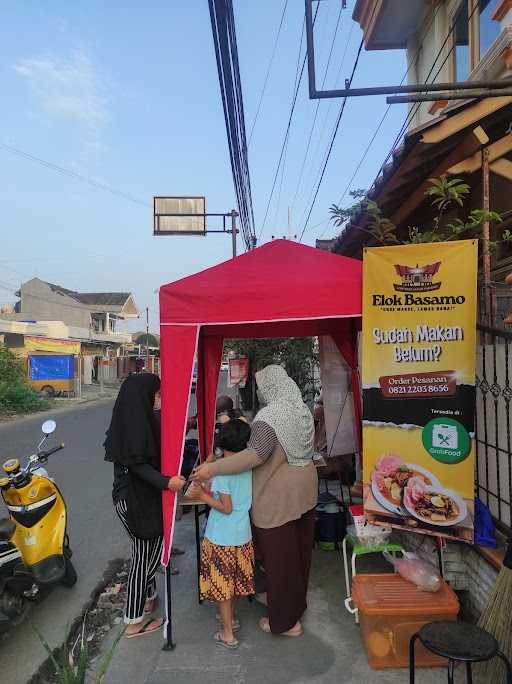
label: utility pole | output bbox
[230,209,238,258]
[146,307,150,371]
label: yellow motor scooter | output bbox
[0,419,76,630]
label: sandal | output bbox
[259,617,303,637]
[125,617,164,639]
[213,631,239,650]
[215,613,240,632]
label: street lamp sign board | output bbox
[153,196,206,235]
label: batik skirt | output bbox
[200,537,255,602]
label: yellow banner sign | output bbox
[362,240,477,543]
[25,336,81,355]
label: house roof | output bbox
[332,96,512,258]
[45,282,132,307]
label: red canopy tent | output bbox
[159,239,363,569]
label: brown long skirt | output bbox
[252,508,315,634]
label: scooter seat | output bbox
[0,519,15,541]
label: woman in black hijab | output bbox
[105,373,185,638]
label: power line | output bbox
[298,38,365,242]
[290,1,344,219]
[257,19,306,241]
[258,5,321,243]
[315,2,443,239]
[208,0,257,249]
[248,0,289,146]
[0,142,150,208]
[381,0,480,175]
[294,20,355,231]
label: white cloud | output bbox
[13,51,107,131]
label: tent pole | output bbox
[162,562,175,651]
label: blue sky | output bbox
[0,1,406,332]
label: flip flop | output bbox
[171,546,185,556]
[125,617,163,639]
[259,617,303,637]
[213,631,239,650]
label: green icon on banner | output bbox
[422,417,470,464]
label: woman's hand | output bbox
[168,475,186,492]
[191,462,215,483]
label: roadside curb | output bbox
[0,394,117,427]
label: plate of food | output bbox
[403,478,467,527]
[371,454,440,515]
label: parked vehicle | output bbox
[27,354,75,397]
[0,420,76,631]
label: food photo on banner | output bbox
[362,240,477,543]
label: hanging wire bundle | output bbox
[208,0,257,251]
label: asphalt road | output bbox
[0,399,127,683]
[0,376,229,682]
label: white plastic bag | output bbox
[383,551,441,592]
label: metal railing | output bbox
[476,323,512,531]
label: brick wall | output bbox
[394,530,498,618]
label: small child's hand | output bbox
[168,475,186,492]
[188,483,205,501]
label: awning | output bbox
[335,96,512,258]
[25,336,81,355]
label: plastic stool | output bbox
[342,533,403,623]
[409,620,512,683]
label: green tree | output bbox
[0,345,50,414]
[0,347,25,385]
[330,177,507,251]
[224,337,318,410]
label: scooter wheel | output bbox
[61,557,78,588]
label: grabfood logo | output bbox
[394,261,441,293]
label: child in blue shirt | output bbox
[190,419,253,650]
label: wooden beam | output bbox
[421,97,512,144]
[390,127,489,227]
[490,158,512,181]
[447,132,512,176]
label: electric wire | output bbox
[258,5,320,243]
[289,1,344,219]
[315,2,443,238]
[0,142,150,208]
[248,0,289,146]
[298,37,364,242]
[381,0,480,175]
[294,20,355,230]
[208,0,257,249]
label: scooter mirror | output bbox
[41,420,57,435]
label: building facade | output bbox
[354,0,512,128]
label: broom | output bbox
[476,536,512,683]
